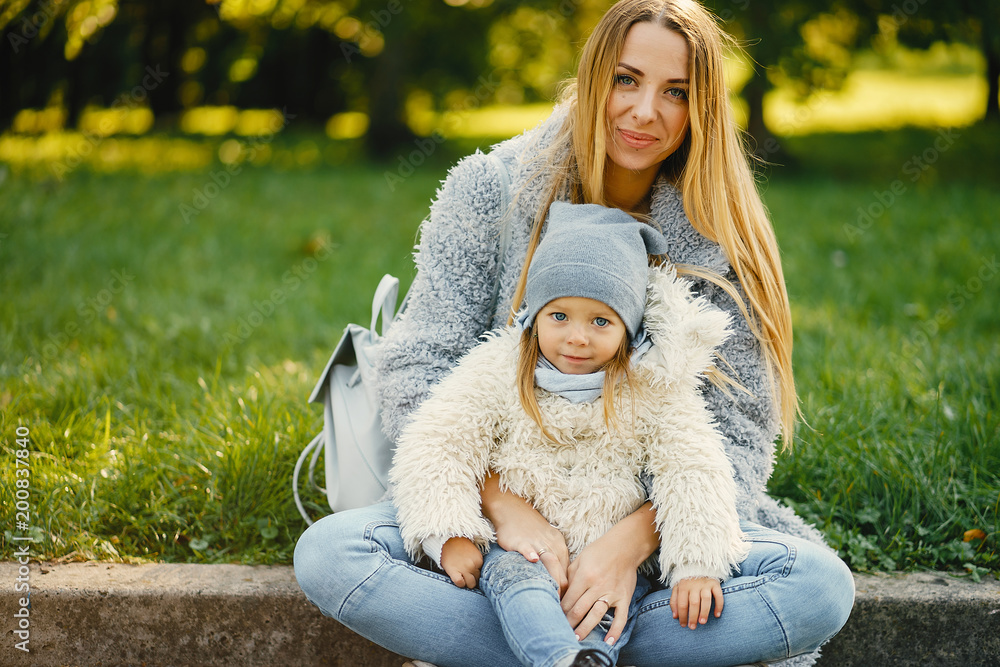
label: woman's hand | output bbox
[561,502,659,645]
[480,472,570,595]
[670,576,724,629]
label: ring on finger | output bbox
[596,596,610,606]
[537,548,549,556]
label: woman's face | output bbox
[605,22,691,179]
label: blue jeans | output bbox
[294,501,854,667]
[478,545,651,667]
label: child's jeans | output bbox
[478,544,651,667]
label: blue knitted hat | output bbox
[524,202,668,339]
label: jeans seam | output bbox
[490,578,568,666]
[362,517,397,543]
[337,550,385,618]
[756,585,792,657]
[502,632,575,667]
[543,648,579,667]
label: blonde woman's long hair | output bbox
[509,0,798,446]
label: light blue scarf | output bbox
[514,309,652,404]
[534,356,606,404]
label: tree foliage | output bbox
[860,0,1000,121]
[0,0,507,154]
[0,0,996,158]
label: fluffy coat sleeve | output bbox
[388,333,518,562]
[375,152,509,444]
[644,392,750,586]
[641,267,750,586]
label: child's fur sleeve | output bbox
[388,330,519,562]
[640,265,750,586]
[643,389,751,586]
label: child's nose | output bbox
[566,325,588,345]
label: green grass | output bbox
[1,126,998,576]
[764,126,1000,577]
[0,154,451,563]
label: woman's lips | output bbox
[618,128,658,149]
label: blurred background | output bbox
[0,0,997,162]
[0,0,997,574]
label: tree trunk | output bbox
[64,54,86,129]
[363,19,416,159]
[743,75,770,153]
[984,22,1000,123]
[140,2,195,129]
[0,40,16,130]
[741,73,799,170]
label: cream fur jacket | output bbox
[389,264,751,587]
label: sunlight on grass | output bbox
[438,102,555,139]
[0,133,213,176]
[326,111,369,140]
[12,106,68,133]
[180,106,287,136]
[767,71,986,135]
[78,106,155,136]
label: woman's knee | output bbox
[786,544,856,652]
[808,548,855,633]
[293,505,395,610]
[294,514,350,605]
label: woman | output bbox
[294,1,854,665]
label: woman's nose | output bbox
[632,89,657,125]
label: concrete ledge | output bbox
[817,571,1000,666]
[2,563,998,666]
[1,562,404,666]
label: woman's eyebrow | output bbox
[618,62,644,76]
[617,62,689,84]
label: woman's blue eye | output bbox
[552,312,567,321]
[667,87,688,101]
[594,317,609,327]
[615,74,635,86]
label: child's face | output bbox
[535,297,627,375]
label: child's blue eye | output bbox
[594,317,609,327]
[552,312,567,321]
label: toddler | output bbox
[390,202,749,667]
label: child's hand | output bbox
[670,576,724,629]
[441,537,483,589]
